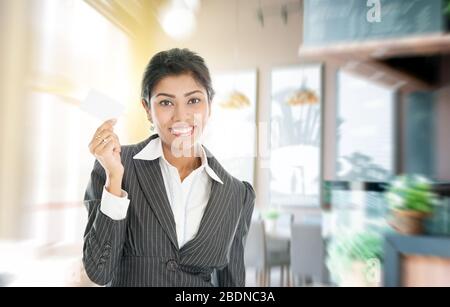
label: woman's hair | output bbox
[141,48,215,106]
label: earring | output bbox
[149,123,155,132]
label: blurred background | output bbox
[1,0,450,287]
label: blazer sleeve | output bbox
[82,160,128,286]
[216,181,256,287]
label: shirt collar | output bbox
[133,137,224,185]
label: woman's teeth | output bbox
[171,126,194,136]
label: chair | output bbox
[290,222,325,286]
[245,213,293,286]
[244,219,267,286]
[265,213,293,286]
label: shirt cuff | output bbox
[100,186,130,220]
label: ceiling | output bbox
[83,0,164,38]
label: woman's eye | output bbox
[159,100,173,106]
[188,98,201,104]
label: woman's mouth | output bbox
[170,126,194,137]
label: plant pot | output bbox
[389,209,430,235]
[340,260,382,287]
[264,219,277,234]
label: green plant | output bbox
[328,231,383,263]
[326,231,384,286]
[262,208,280,220]
[445,0,450,16]
[386,175,437,214]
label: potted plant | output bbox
[326,231,383,287]
[262,208,280,233]
[386,175,437,235]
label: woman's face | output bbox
[142,73,210,155]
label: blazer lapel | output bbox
[132,137,179,250]
[180,147,233,255]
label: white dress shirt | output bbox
[100,137,223,248]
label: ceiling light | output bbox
[159,0,198,40]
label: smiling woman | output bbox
[82,48,256,287]
[143,74,210,162]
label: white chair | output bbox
[244,220,267,286]
[245,214,293,286]
[265,213,293,286]
[290,222,325,286]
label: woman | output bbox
[83,48,255,287]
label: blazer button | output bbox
[166,260,178,271]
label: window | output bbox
[336,71,395,182]
[326,71,396,239]
[270,65,322,207]
[26,0,132,246]
[203,70,257,184]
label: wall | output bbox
[0,0,30,239]
[436,56,450,181]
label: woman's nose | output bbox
[172,103,190,122]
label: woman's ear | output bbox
[141,99,152,122]
[141,98,149,110]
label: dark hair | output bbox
[141,48,215,106]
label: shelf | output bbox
[298,34,450,92]
[299,33,450,60]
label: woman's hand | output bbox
[89,119,124,196]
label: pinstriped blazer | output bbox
[82,134,255,287]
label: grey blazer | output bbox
[82,134,255,287]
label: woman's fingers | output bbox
[88,119,123,177]
[92,137,110,155]
[94,118,117,136]
[91,119,116,145]
[101,138,116,154]
[92,130,114,146]
[90,131,120,154]
[91,133,120,155]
